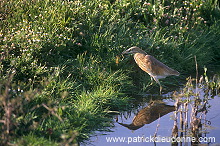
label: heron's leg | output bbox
[159,85,163,95]
[149,76,154,86]
[153,77,162,94]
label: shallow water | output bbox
[87,89,220,146]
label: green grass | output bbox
[15,134,59,146]
[1,0,220,145]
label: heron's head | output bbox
[122,46,147,55]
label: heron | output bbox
[122,46,179,94]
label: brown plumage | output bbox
[117,101,176,130]
[122,46,179,93]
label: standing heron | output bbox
[122,46,179,94]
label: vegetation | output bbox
[0,0,220,145]
[171,66,220,145]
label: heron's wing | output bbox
[134,53,153,74]
[144,55,179,76]
[134,54,179,76]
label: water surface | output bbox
[87,88,220,146]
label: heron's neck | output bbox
[138,50,147,55]
[134,50,147,55]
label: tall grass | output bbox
[1,0,220,144]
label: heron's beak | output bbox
[121,50,129,55]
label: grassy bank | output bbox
[1,0,220,145]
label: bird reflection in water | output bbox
[116,101,176,130]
